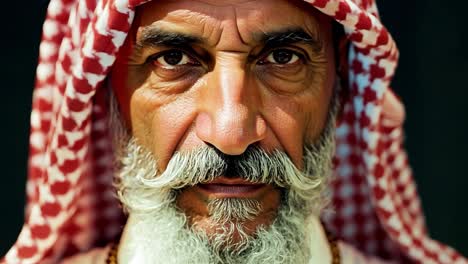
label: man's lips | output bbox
[196,177,266,198]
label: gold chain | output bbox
[106,243,118,264]
[326,230,341,264]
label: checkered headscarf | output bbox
[3,0,466,263]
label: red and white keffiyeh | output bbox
[3,0,466,263]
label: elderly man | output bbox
[4,0,466,263]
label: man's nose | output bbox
[195,58,266,155]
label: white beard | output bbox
[109,89,338,263]
[121,190,313,264]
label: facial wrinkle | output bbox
[232,6,249,47]
[212,6,251,52]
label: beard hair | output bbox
[109,87,338,263]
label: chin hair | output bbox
[122,188,314,264]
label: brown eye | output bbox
[162,50,184,65]
[154,50,199,69]
[262,49,300,65]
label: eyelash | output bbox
[257,48,305,65]
[148,49,199,66]
[148,47,306,70]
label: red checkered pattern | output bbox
[2,0,466,263]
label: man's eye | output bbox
[153,50,198,68]
[262,49,300,65]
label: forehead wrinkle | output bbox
[137,7,224,48]
[143,1,257,50]
[234,5,324,49]
[232,6,249,47]
[202,6,251,52]
[141,3,259,51]
[135,0,327,53]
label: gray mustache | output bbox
[117,128,333,213]
[139,144,297,189]
[201,145,288,180]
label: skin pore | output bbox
[110,0,336,250]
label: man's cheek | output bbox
[143,94,200,170]
[260,99,311,167]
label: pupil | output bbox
[163,51,183,65]
[273,50,292,64]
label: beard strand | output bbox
[207,198,263,223]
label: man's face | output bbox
[111,0,335,243]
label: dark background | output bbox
[0,0,467,258]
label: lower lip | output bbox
[196,183,266,198]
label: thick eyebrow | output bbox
[259,28,323,52]
[135,26,322,53]
[136,27,203,50]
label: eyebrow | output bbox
[136,27,202,50]
[136,27,321,52]
[258,28,323,52]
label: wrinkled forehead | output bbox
[132,0,333,50]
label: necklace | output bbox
[106,232,341,263]
[106,243,118,264]
[326,230,341,264]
